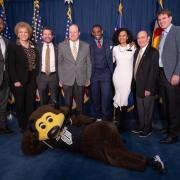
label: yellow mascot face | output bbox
[35,112,65,141]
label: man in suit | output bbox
[37,27,59,106]
[157,9,180,144]
[58,24,91,115]
[90,24,113,121]
[0,17,13,133]
[132,31,159,137]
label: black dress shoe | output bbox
[0,127,14,134]
[159,128,168,134]
[131,128,143,134]
[160,136,179,144]
[139,130,152,138]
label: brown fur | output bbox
[21,105,147,171]
[21,130,48,155]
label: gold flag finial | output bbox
[158,0,163,9]
[118,2,123,16]
[0,0,4,6]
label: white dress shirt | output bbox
[0,35,6,59]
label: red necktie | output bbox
[97,40,102,48]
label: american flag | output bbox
[31,0,43,44]
[64,0,73,39]
[0,0,11,39]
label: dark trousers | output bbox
[0,71,9,128]
[159,68,180,137]
[136,96,155,131]
[38,73,59,106]
[91,80,112,120]
[12,71,36,130]
[63,81,84,115]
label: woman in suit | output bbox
[7,22,39,132]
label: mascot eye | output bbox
[39,122,46,129]
[47,116,53,123]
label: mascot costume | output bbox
[21,104,165,173]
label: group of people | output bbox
[0,9,180,144]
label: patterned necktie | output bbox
[45,44,50,75]
[134,49,143,79]
[72,42,78,60]
[97,40,102,48]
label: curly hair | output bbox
[112,28,133,46]
[14,21,32,37]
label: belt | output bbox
[41,72,56,76]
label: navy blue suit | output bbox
[90,39,113,120]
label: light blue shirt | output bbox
[159,24,172,67]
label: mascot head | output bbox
[29,105,68,141]
[21,105,69,155]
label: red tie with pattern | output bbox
[97,40,102,48]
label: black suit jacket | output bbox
[133,44,159,98]
[0,37,9,87]
[37,43,58,82]
[7,42,39,85]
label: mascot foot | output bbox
[147,155,165,174]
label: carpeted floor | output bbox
[0,109,180,180]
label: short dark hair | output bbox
[112,28,133,46]
[92,24,103,31]
[157,9,172,18]
[42,26,54,35]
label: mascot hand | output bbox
[21,131,47,155]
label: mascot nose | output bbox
[48,126,60,139]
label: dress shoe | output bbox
[139,130,152,138]
[159,128,168,134]
[96,118,102,122]
[0,127,14,134]
[160,136,179,144]
[131,128,143,134]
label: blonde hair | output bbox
[14,21,32,37]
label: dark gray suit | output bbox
[159,25,180,137]
[58,40,91,114]
[0,37,9,128]
[37,43,59,105]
